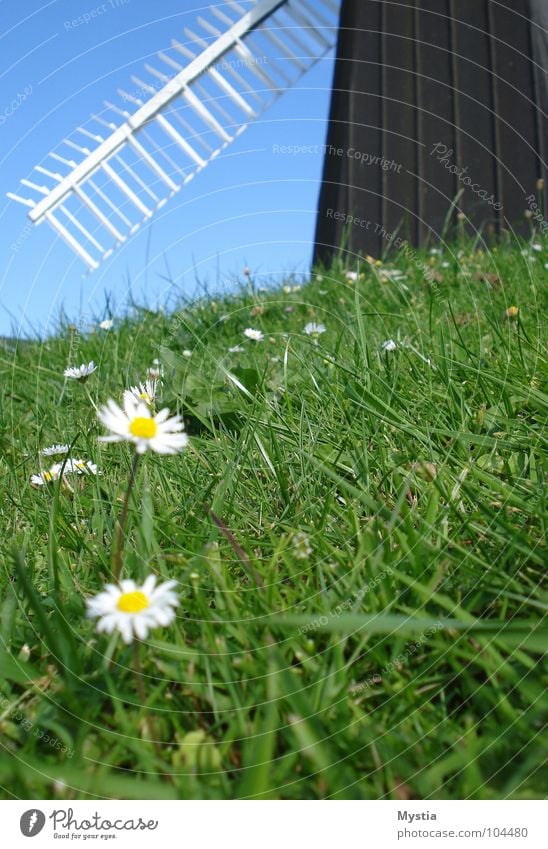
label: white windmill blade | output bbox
[7,0,340,271]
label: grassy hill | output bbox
[0,238,546,799]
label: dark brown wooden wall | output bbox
[314,0,547,265]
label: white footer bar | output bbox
[2,800,546,848]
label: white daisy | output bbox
[379,269,406,281]
[31,458,98,486]
[99,319,113,330]
[304,322,326,337]
[125,379,157,407]
[345,271,358,282]
[41,444,69,457]
[293,531,312,560]
[229,345,245,353]
[86,575,179,644]
[381,339,397,352]
[146,365,163,381]
[97,395,188,454]
[30,466,61,487]
[63,361,97,381]
[182,350,192,358]
[243,328,264,342]
[63,458,98,475]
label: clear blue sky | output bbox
[0,0,336,337]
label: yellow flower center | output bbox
[129,416,157,439]
[117,591,149,613]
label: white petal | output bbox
[134,617,150,640]
[154,408,171,424]
[118,617,134,644]
[142,575,157,595]
[151,580,178,599]
[154,607,176,626]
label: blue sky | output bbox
[0,0,336,337]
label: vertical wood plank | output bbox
[381,0,419,245]
[415,0,456,244]
[452,0,500,238]
[489,0,541,237]
[314,0,383,264]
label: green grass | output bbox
[0,237,546,800]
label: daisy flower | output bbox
[228,345,245,353]
[304,322,326,337]
[345,270,358,282]
[41,443,69,457]
[31,458,98,486]
[30,466,61,487]
[99,319,113,330]
[147,364,163,381]
[379,269,406,282]
[381,339,397,352]
[292,531,313,560]
[125,379,157,407]
[63,361,97,381]
[243,328,264,342]
[64,458,98,475]
[86,575,179,644]
[97,395,188,454]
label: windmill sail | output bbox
[7,0,340,271]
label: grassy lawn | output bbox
[0,237,546,800]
